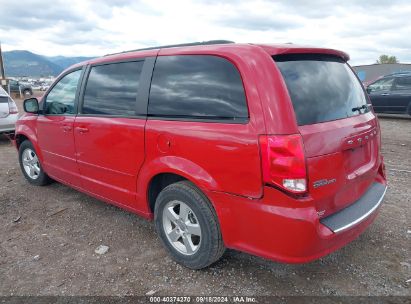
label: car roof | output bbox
[367,72,411,86]
[68,41,350,72]
[383,72,411,78]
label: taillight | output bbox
[259,134,307,194]
[8,99,18,114]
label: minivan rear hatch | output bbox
[274,54,381,217]
[0,96,11,118]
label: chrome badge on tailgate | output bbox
[313,178,337,188]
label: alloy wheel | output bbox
[162,200,202,255]
[22,148,40,180]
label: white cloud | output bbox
[0,0,410,65]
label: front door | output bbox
[367,77,394,113]
[36,69,83,186]
[73,60,147,207]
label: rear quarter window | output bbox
[148,55,248,122]
[274,54,368,126]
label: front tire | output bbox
[19,140,51,186]
[154,181,225,269]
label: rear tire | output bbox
[19,140,51,186]
[154,181,225,269]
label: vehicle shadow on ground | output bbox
[0,134,13,146]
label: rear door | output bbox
[390,76,411,113]
[73,58,152,207]
[274,54,381,217]
[145,54,262,198]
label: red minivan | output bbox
[14,41,387,269]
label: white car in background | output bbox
[0,87,19,134]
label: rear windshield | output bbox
[274,54,369,126]
[0,96,10,103]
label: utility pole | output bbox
[0,42,9,92]
[0,42,5,78]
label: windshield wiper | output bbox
[352,104,368,113]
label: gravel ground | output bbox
[0,112,410,297]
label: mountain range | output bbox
[2,50,94,77]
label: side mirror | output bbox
[23,98,39,114]
[366,87,371,94]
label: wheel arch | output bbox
[15,133,30,149]
[14,128,44,163]
[139,156,220,215]
[146,173,186,213]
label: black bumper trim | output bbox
[320,182,387,233]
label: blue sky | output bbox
[0,0,410,65]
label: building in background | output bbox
[353,63,411,86]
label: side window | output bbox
[367,78,394,93]
[82,61,144,116]
[148,55,248,121]
[45,69,82,115]
[394,77,411,91]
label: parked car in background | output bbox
[0,87,19,134]
[367,72,411,115]
[9,79,33,96]
[40,85,50,91]
[13,41,387,269]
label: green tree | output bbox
[376,55,399,64]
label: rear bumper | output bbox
[208,179,387,264]
[320,182,387,233]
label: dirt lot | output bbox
[0,107,410,296]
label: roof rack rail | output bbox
[105,40,235,56]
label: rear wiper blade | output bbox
[352,105,367,113]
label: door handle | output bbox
[61,125,72,132]
[76,127,89,133]
[381,93,390,96]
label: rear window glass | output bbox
[274,54,368,126]
[394,77,411,90]
[0,96,10,103]
[148,55,248,121]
